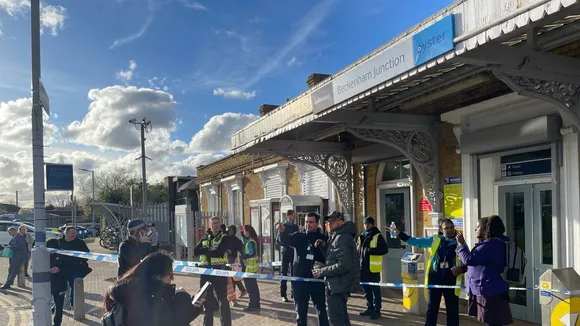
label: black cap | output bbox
[326,211,344,221]
[127,219,150,232]
[363,217,375,225]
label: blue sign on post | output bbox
[45,164,74,191]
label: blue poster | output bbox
[45,164,74,191]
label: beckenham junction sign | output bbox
[311,15,455,114]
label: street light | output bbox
[79,168,96,237]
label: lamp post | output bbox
[128,118,152,212]
[79,168,96,237]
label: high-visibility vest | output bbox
[425,236,463,296]
[200,233,228,265]
[244,239,259,273]
[369,233,383,273]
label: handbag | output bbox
[2,247,14,258]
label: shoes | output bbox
[281,296,289,302]
[0,285,10,290]
[370,312,381,320]
[243,307,260,312]
[359,309,373,316]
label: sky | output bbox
[0,0,454,206]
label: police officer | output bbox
[358,217,388,320]
[276,209,299,302]
[278,212,328,326]
[194,216,231,326]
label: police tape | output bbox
[39,248,281,268]
[360,282,575,295]
[40,248,574,293]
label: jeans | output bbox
[280,251,294,297]
[243,278,260,309]
[362,284,381,312]
[201,275,232,326]
[4,259,21,286]
[327,292,350,326]
[292,281,328,326]
[425,288,459,326]
[52,292,65,326]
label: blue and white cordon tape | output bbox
[41,247,575,293]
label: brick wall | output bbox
[200,191,208,212]
[287,164,301,195]
[243,172,263,226]
[364,164,379,222]
[221,183,228,213]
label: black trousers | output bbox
[292,281,328,326]
[52,292,65,326]
[425,288,459,326]
[280,251,294,297]
[233,279,246,293]
[327,292,351,326]
[243,278,260,309]
[200,275,232,326]
[362,284,382,312]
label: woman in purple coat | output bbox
[456,215,513,326]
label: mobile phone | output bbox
[192,281,212,305]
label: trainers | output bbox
[359,309,373,316]
[370,312,381,320]
[281,296,289,302]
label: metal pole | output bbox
[71,191,74,226]
[15,191,19,219]
[30,0,52,323]
[91,170,96,237]
[130,186,134,218]
[140,124,148,211]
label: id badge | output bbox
[306,254,314,260]
[440,262,449,269]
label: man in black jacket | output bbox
[193,216,231,326]
[58,226,92,308]
[276,209,299,302]
[117,220,152,278]
[47,238,68,326]
[358,217,388,320]
[278,212,328,326]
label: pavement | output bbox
[0,241,539,326]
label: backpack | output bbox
[101,302,125,326]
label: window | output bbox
[381,159,411,182]
[0,223,8,232]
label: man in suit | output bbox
[1,227,28,289]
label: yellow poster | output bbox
[443,177,463,228]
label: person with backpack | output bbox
[102,251,205,326]
[46,238,68,326]
[312,211,360,326]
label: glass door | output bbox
[499,183,553,323]
[380,187,410,284]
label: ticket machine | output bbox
[249,198,280,268]
[401,252,427,315]
[279,195,324,231]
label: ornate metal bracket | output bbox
[346,127,442,212]
[276,152,353,216]
[494,71,580,131]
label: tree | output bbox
[46,193,71,208]
[19,207,32,214]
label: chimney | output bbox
[259,104,279,116]
[307,73,331,89]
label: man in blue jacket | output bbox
[392,218,466,326]
[279,212,328,326]
[276,209,299,302]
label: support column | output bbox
[346,126,443,214]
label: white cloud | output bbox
[178,0,207,10]
[109,0,156,49]
[0,98,58,148]
[213,88,256,100]
[117,60,137,82]
[63,85,186,155]
[188,112,258,153]
[0,0,67,36]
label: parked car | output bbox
[59,224,90,239]
[0,220,61,246]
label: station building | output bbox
[197,1,580,323]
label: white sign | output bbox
[39,79,50,116]
[332,38,414,104]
